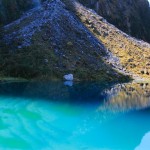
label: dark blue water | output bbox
[0,81,150,150]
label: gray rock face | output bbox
[2,0,106,52]
[0,0,130,81]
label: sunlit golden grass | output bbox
[72,1,150,80]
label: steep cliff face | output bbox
[79,0,150,43]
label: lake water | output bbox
[0,81,150,150]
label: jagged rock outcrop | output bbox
[0,0,129,81]
[79,0,150,43]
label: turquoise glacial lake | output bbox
[0,81,150,150]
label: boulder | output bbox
[63,74,73,81]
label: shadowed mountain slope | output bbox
[0,0,46,26]
[0,0,150,81]
[79,0,150,43]
[0,0,129,82]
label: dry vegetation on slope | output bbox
[69,0,150,80]
[1,0,150,81]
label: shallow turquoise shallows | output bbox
[0,81,150,150]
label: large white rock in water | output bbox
[63,74,73,81]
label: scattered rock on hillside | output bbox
[0,0,130,82]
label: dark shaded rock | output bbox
[79,0,150,43]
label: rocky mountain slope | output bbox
[0,0,129,82]
[70,0,150,80]
[1,0,150,43]
[0,0,150,81]
[79,0,150,43]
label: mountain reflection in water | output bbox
[0,81,150,150]
[99,82,150,113]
